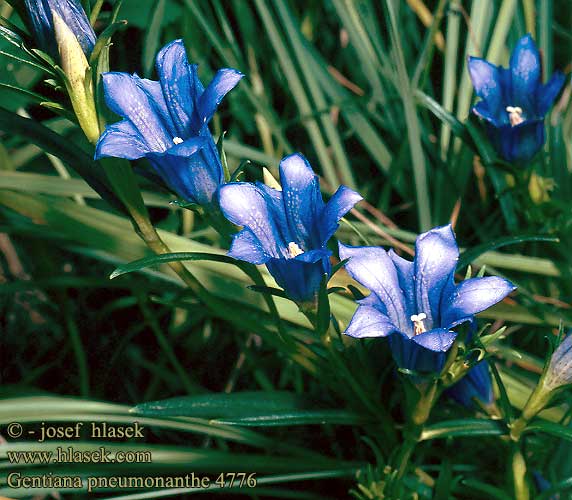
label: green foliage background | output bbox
[1,0,572,498]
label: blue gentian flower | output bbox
[468,34,566,162]
[95,39,243,207]
[219,153,362,304]
[340,225,516,373]
[25,0,96,58]
[448,360,495,408]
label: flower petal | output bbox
[442,276,516,328]
[344,305,398,338]
[509,34,541,101]
[414,224,459,329]
[447,360,494,408]
[389,330,455,373]
[27,0,97,57]
[147,136,221,205]
[25,0,57,56]
[228,228,270,265]
[486,119,545,162]
[339,243,409,332]
[293,248,332,264]
[155,39,195,137]
[473,101,503,126]
[198,68,244,127]
[52,0,97,55]
[219,183,286,258]
[255,182,289,239]
[102,72,172,152]
[412,329,457,352]
[320,185,362,243]
[95,120,149,160]
[165,135,209,157]
[266,256,328,302]
[537,71,566,116]
[388,249,415,321]
[279,153,324,248]
[550,335,572,367]
[468,57,504,117]
[545,335,572,389]
[133,75,178,138]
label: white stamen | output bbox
[506,106,525,127]
[173,137,184,145]
[410,312,427,335]
[287,242,304,258]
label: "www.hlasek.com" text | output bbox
[7,446,152,464]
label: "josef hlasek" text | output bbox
[37,422,144,442]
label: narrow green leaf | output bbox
[214,410,370,427]
[89,20,128,66]
[132,391,313,419]
[110,251,238,279]
[415,89,472,147]
[489,360,513,421]
[420,419,505,440]
[524,421,572,441]
[142,0,166,76]
[385,0,431,231]
[458,235,559,270]
[0,107,122,211]
[248,285,289,300]
[217,130,230,182]
[316,273,331,336]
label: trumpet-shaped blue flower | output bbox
[25,0,96,58]
[219,153,362,303]
[448,361,495,408]
[468,34,566,162]
[340,225,516,373]
[95,39,243,207]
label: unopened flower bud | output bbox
[543,335,572,391]
[528,172,554,205]
[25,0,96,59]
[52,10,99,143]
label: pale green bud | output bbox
[52,10,100,144]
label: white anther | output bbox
[506,106,525,127]
[287,242,304,258]
[173,137,184,145]
[410,312,427,335]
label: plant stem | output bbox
[386,380,440,497]
[510,381,553,441]
[511,446,530,500]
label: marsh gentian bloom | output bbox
[25,0,96,58]
[340,225,516,373]
[219,153,362,303]
[95,39,243,207]
[448,361,494,408]
[468,34,566,162]
[543,334,572,391]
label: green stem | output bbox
[512,446,530,500]
[510,382,553,441]
[387,380,440,497]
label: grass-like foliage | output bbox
[1,0,572,499]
